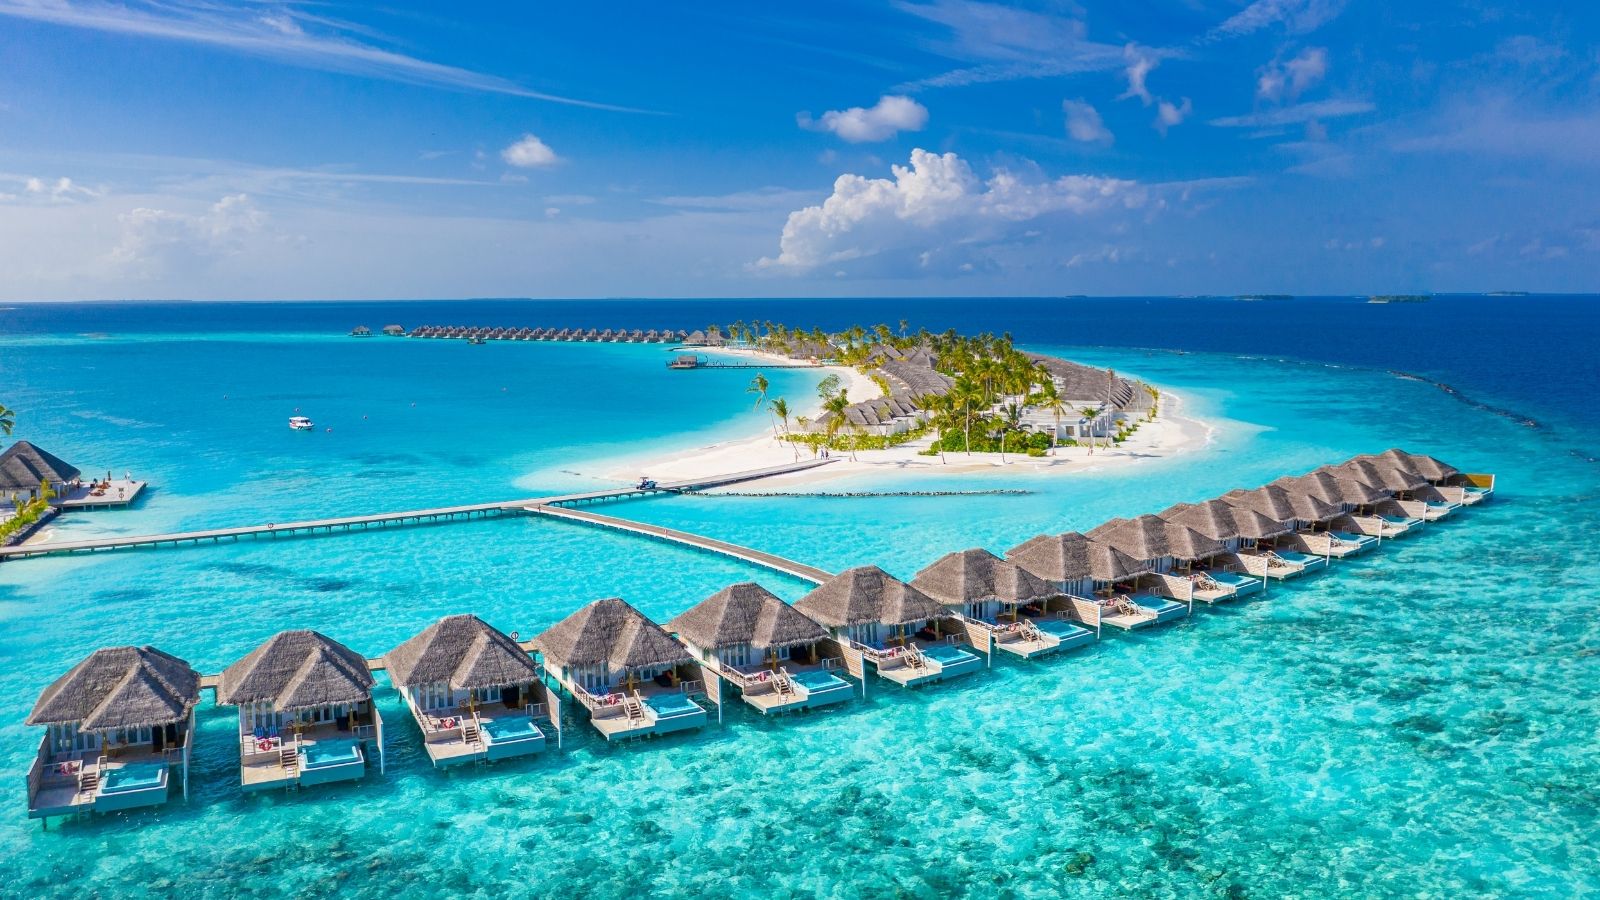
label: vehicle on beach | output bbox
[288,416,314,431]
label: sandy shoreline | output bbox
[559,346,1215,491]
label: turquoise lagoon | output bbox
[0,299,1597,897]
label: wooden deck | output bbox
[0,459,837,561]
[527,505,833,584]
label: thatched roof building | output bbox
[667,582,826,652]
[1087,514,1225,563]
[1004,532,1149,583]
[1158,499,1289,542]
[27,646,199,731]
[0,440,80,492]
[793,566,946,628]
[1286,469,1389,507]
[910,548,1055,606]
[1221,484,1341,524]
[1334,458,1428,493]
[217,630,374,712]
[1367,449,1458,482]
[384,614,539,691]
[531,598,691,674]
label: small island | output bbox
[1368,294,1431,304]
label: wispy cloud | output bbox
[1209,98,1373,127]
[653,187,822,212]
[0,0,653,113]
[892,0,1125,89]
[1205,0,1346,41]
[1063,99,1112,144]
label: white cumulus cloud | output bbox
[756,149,1141,273]
[798,95,929,143]
[1156,98,1193,135]
[1119,45,1158,106]
[1063,99,1112,143]
[109,193,266,277]
[501,134,559,168]
[1258,47,1328,100]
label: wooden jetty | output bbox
[528,505,833,584]
[0,459,836,561]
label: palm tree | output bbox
[770,397,797,460]
[1079,406,1100,454]
[796,416,814,457]
[822,391,851,454]
[1029,382,1066,453]
[951,375,982,455]
[747,372,769,408]
[0,402,13,437]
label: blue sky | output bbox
[0,0,1595,299]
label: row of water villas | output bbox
[404,325,697,344]
[22,448,1493,823]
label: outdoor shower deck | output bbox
[0,459,836,560]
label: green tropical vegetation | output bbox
[0,402,14,437]
[0,481,54,544]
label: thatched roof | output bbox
[27,646,199,731]
[1159,499,1289,542]
[793,565,946,628]
[667,582,826,651]
[217,630,374,712]
[0,440,81,491]
[1221,485,1341,524]
[1294,469,1390,506]
[1004,532,1150,583]
[910,548,1055,607]
[531,597,691,674]
[383,614,539,691]
[1334,458,1428,493]
[1087,514,1225,562]
[1370,449,1459,482]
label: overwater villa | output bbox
[910,548,1095,659]
[216,630,384,791]
[1273,469,1397,545]
[792,565,984,688]
[1332,458,1455,523]
[1154,500,1278,599]
[384,614,557,766]
[1087,515,1220,617]
[25,646,199,820]
[532,598,710,741]
[1219,485,1343,573]
[1003,532,1159,631]
[667,582,855,715]
[1372,448,1494,504]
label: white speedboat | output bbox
[289,416,315,431]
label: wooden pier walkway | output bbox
[528,505,833,584]
[0,459,836,560]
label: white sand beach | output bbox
[569,345,1215,491]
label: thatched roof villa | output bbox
[0,440,80,499]
[385,614,554,765]
[911,548,1095,658]
[217,629,383,790]
[25,646,200,819]
[533,598,709,741]
[668,582,854,714]
[793,566,982,687]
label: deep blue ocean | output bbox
[1,296,1596,898]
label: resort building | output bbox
[1218,485,1343,573]
[216,630,385,791]
[25,646,199,820]
[1003,531,1161,631]
[381,324,405,336]
[1086,515,1224,618]
[1021,355,1154,442]
[792,566,984,688]
[1154,500,1278,598]
[1271,470,1396,545]
[667,582,855,714]
[1337,455,1459,521]
[383,614,557,766]
[1370,448,1493,504]
[531,598,710,741]
[911,548,1095,659]
[0,440,81,502]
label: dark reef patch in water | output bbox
[1388,369,1542,429]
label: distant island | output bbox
[1235,294,1293,301]
[1486,291,1529,297]
[1368,294,1431,304]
